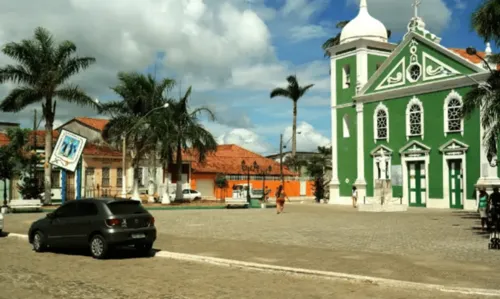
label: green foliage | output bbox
[102,71,175,168]
[17,156,44,201]
[0,27,97,204]
[463,0,500,163]
[270,75,314,103]
[305,146,331,201]
[215,173,228,189]
[0,128,34,205]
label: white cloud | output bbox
[217,128,274,154]
[215,121,330,155]
[289,24,330,42]
[0,0,276,126]
[231,60,329,92]
[283,121,330,152]
[346,0,452,34]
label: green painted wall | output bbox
[367,54,387,78]
[365,38,477,94]
[336,55,357,105]
[363,86,480,201]
[337,106,357,197]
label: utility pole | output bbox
[121,135,127,198]
[32,110,37,192]
[279,134,284,187]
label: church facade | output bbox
[328,0,500,210]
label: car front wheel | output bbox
[89,234,108,259]
[32,231,47,252]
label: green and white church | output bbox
[328,0,500,210]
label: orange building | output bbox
[190,144,314,200]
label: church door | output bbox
[407,161,426,207]
[448,160,463,209]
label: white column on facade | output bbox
[329,56,340,204]
[356,47,368,93]
[355,103,366,184]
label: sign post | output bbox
[49,130,87,203]
[76,157,82,200]
[61,170,67,204]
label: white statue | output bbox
[379,150,387,180]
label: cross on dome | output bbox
[412,0,422,18]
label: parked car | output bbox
[28,198,156,259]
[0,212,3,234]
[169,189,202,201]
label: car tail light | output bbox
[148,217,155,226]
[106,218,122,227]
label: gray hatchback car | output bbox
[28,198,157,259]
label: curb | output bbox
[5,233,500,297]
[154,251,500,297]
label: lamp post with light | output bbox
[279,132,301,187]
[120,102,169,200]
[241,160,259,202]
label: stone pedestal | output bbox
[358,179,407,212]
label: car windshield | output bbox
[106,201,148,215]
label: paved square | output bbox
[3,204,500,290]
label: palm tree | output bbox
[462,0,500,164]
[101,72,175,199]
[0,27,97,205]
[163,86,218,201]
[322,20,392,57]
[270,75,314,157]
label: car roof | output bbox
[75,198,137,204]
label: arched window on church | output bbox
[373,102,389,142]
[406,97,424,139]
[443,90,463,136]
[343,114,350,138]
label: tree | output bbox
[462,0,500,163]
[166,87,218,201]
[305,146,331,202]
[214,173,229,201]
[321,20,392,57]
[0,27,97,205]
[101,72,175,198]
[270,76,314,157]
[0,128,32,206]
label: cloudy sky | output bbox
[0,0,492,155]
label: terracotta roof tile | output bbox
[75,117,109,132]
[0,132,9,146]
[83,143,121,157]
[191,144,296,176]
[449,48,500,70]
[27,130,59,146]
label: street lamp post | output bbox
[279,132,301,188]
[120,102,169,200]
[257,165,272,202]
[241,160,259,203]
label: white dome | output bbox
[340,0,387,44]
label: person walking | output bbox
[478,188,489,231]
[276,185,288,214]
[352,185,358,208]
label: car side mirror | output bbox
[47,212,55,219]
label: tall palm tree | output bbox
[270,75,314,157]
[164,86,218,201]
[462,0,500,164]
[0,27,97,205]
[322,20,392,57]
[101,72,175,199]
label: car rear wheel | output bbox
[89,234,108,259]
[32,231,46,252]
